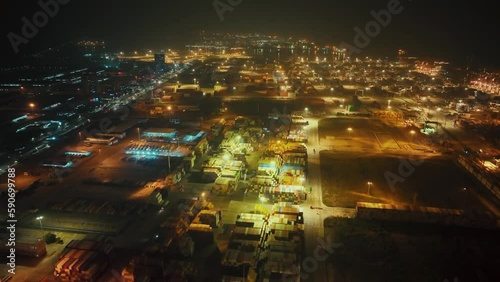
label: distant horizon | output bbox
[1,0,499,69]
[0,34,497,71]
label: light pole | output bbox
[167,146,171,171]
[137,128,141,140]
[463,187,467,208]
[410,130,415,144]
[36,216,44,232]
[347,127,353,147]
[29,103,35,114]
[79,132,82,142]
[436,107,442,126]
[367,182,372,195]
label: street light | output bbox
[29,103,35,113]
[36,216,44,232]
[347,127,353,147]
[304,107,309,112]
[410,130,415,143]
[367,182,373,195]
[463,187,467,207]
[137,128,141,140]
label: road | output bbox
[302,117,328,282]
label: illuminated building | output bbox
[154,53,166,72]
[81,71,101,97]
[415,61,449,77]
[469,73,500,95]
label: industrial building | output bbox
[154,53,166,72]
[0,235,46,258]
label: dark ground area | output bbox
[324,217,500,282]
[320,152,487,212]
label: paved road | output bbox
[302,117,328,282]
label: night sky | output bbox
[1,0,499,67]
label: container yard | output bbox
[54,235,113,281]
[221,202,304,282]
[119,198,220,281]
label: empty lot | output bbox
[320,151,488,211]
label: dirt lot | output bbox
[317,117,491,212]
[318,117,431,152]
[320,151,487,211]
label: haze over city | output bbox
[0,1,499,282]
[1,0,500,67]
